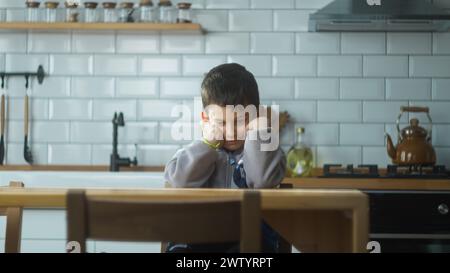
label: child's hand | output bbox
[247,116,269,132]
[247,107,288,133]
[247,106,271,132]
[201,120,224,148]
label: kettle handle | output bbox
[400,106,429,113]
[397,106,433,142]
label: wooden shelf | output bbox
[0,22,203,32]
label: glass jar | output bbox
[65,1,79,22]
[176,2,191,23]
[84,2,99,23]
[118,2,135,23]
[44,1,59,23]
[139,0,155,22]
[158,0,174,23]
[26,1,41,22]
[102,2,117,23]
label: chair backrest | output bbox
[0,181,25,253]
[67,190,261,253]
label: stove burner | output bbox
[322,164,449,179]
[322,164,379,178]
[386,165,448,179]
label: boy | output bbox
[164,63,286,253]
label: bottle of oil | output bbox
[286,127,313,177]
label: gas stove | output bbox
[321,164,450,179]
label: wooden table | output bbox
[0,187,369,253]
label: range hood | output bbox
[309,0,450,32]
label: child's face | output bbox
[202,106,250,151]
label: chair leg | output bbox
[4,181,25,253]
[67,190,88,253]
[5,207,23,253]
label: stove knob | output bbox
[438,204,449,215]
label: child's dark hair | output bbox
[201,63,260,108]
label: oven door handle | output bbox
[371,233,450,240]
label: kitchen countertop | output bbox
[284,177,450,191]
[1,165,449,191]
[0,165,165,172]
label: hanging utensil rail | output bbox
[0,65,45,88]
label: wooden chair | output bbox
[161,182,294,253]
[0,181,24,253]
[67,190,261,253]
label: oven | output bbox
[366,190,450,253]
[319,164,450,253]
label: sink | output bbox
[0,171,166,189]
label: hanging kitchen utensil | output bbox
[23,76,33,165]
[0,93,5,165]
[386,106,436,166]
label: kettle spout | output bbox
[385,133,396,160]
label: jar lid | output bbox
[44,1,59,9]
[177,2,191,9]
[26,1,41,8]
[120,2,135,9]
[139,0,153,7]
[84,2,98,9]
[65,1,79,8]
[158,0,172,7]
[102,2,117,9]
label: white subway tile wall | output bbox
[116,78,159,98]
[433,33,450,54]
[387,33,432,55]
[116,32,160,54]
[318,55,362,77]
[363,56,409,77]
[28,32,72,53]
[340,78,385,100]
[50,54,94,76]
[341,33,386,55]
[72,31,116,53]
[295,78,339,99]
[296,33,340,54]
[251,33,295,54]
[0,0,449,166]
[0,32,27,53]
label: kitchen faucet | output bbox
[110,112,138,172]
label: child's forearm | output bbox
[164,141,218,188]
[242,130,286,189]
